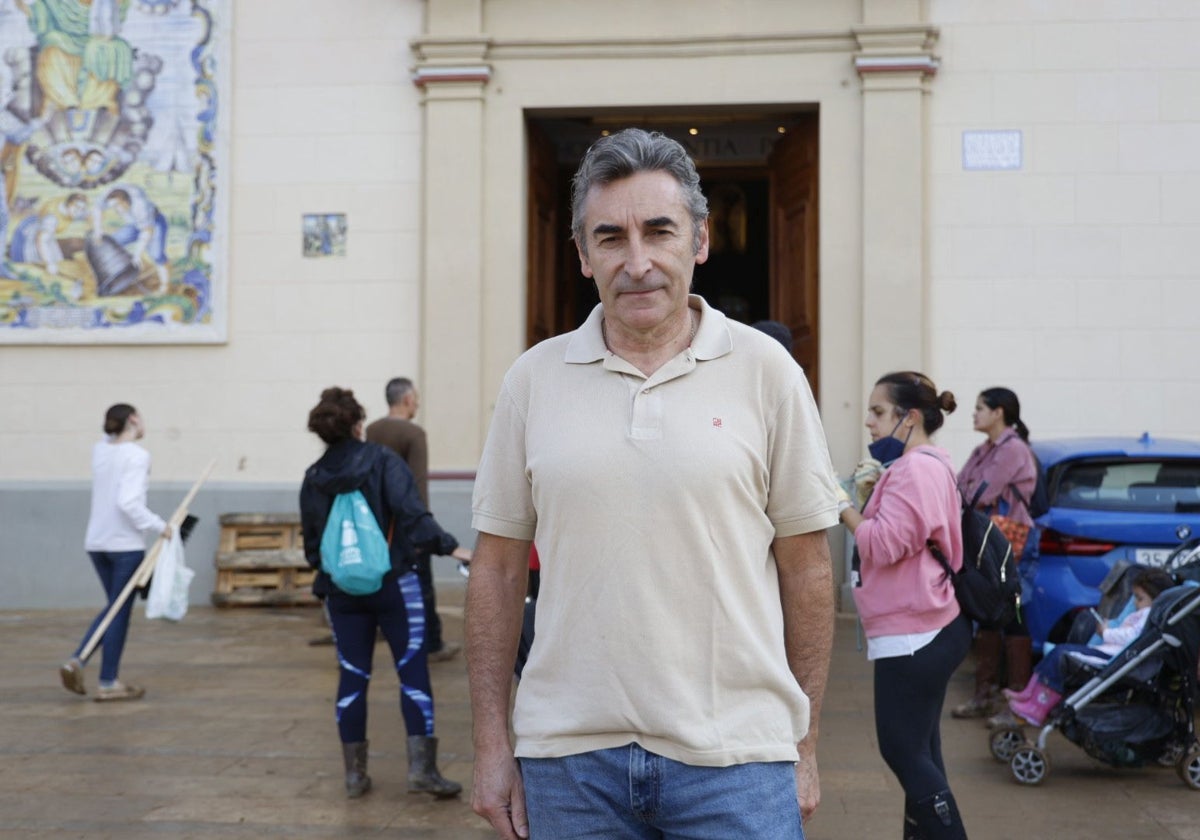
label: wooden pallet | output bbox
[211,513,318,607]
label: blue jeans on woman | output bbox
[519,743,804,840]
[74,550,144,683]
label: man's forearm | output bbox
[465,534,531,751]
[775,531,835,752]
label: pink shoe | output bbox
[1009,685,1062,726]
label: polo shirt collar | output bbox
[564,294,733,365]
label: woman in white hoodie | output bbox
[60,404,171,701]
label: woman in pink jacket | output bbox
[838,372,971,840]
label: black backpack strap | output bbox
[926,538,955,583]
[967,481,988,510]
[1008,482,1029,511]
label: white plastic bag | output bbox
[145,530,194,621]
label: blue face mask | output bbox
[868,418,910,465]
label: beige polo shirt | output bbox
[472,295,839,767]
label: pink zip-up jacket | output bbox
[852,445,963,638]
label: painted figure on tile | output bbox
[8,190,87,274]
[93,184,168,289]
[16,0,133,115]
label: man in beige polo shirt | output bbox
[466,128,839,840]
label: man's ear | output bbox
[575,239,594,279]
[694,219,710,265]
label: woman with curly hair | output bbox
[300,387,472,800]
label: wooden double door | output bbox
[525,113,821,399]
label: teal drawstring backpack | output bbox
[319,490,390,595]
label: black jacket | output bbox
[299,439,458,597]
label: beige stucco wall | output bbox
[927,1,1200,463]
[3,0,1198,486]
[0,0,427,483]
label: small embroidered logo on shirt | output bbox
[712,418,723,429]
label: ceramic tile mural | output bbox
[0,0,228,343]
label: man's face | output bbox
[405,388,420,419]
[576,170,709,336]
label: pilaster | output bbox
[853,25,939,381]
[412,28,492,467]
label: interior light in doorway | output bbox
[688,127,699,136]
[600,130,610,136]
[777,126,787,134]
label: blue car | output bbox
[1022,434,1200,650]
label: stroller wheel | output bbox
[1157,742,1185,767]
[1011,746,1049,786]
[990,726,1024,763]
[1177,747,1200,790]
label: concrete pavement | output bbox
[2,582,1198,839]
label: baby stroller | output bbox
[988,550,1200,788]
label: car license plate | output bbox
[1134,548,1172,567]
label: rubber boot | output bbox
[1004,635,1033,693]
[910,790,967,840]
[406,735,463,799]
[952,629,1001,718]
[1002,675,1039,704]
[341,741,371,798]
[1009,683,1062,726]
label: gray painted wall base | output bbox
[0,480,476,610]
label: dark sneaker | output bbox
[59,659,86,695]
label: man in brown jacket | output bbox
[366,377,460,661]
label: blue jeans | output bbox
[519,743,804,840]
[74,550,144,683]
[1035,643,1110,692]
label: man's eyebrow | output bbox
[590,216,679,237]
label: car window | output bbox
[1054,459,1200,512]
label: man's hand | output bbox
[472,746,529,839]
[795,745,821,821]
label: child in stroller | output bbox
[1004,567,1176,725]
[989,552,1200,789]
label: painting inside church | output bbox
[0,0,227,343]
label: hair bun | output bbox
[938,390,957,414]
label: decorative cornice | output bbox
[412,65,492,87]
[852,24,940,78]
[854,55,940,75]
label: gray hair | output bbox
[570,128,709,255]
[384,377,414,407]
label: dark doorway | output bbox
[525,109,820,397]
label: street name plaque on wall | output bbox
[962,130,1022,171]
